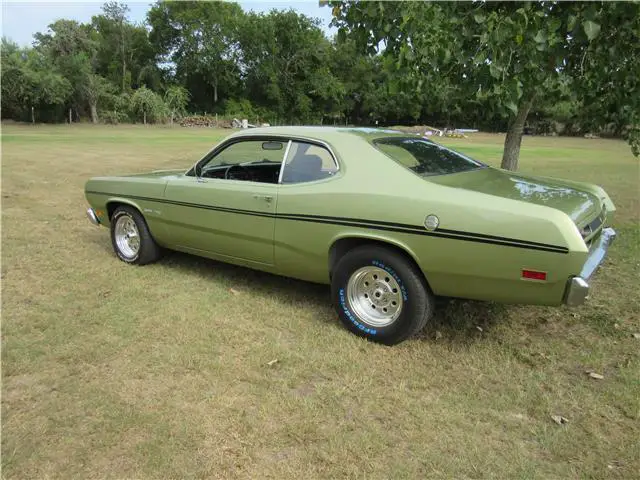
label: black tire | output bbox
[110,205,162,265]
[331,245,434,345]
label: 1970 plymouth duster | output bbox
[85,127,616,345]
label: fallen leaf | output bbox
[607,460,624,470]
[588,372,604,380]
[266,359,278,366]
[613,323,620,329]
[632,333,640,339]
[435,330,443,340]
[551,415,569,425]
[475,325,483,332]
[101,290,111,298]
[229,288,240,295]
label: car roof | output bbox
[227,126,411,143]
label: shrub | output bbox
[130,86,168,124]
[99,110,130,125]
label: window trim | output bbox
[371,136,487,178]
[277,140,293,184]
[279,139,340,185]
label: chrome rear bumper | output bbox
[86,208,100,226]
[564,227,616,306]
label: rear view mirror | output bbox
[262,141,283,151]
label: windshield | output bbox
[373,137,485,176]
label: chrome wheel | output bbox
[346,266,404,328]
[114,214,140,259]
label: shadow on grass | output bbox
[416,297,509,345]
[163,250,334,315]
[95,235,510,343]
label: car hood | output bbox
[428,167,601,225]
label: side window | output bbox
[200,140,286,183]
[281,141,338,184]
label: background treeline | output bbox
[1,1,637,142]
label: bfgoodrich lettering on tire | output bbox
[331,245,434,345]
[110,205,162,265]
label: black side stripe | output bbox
[276,215,567,253]
[86,190,568,253]
[277,212,568,251]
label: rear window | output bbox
[373,137,484,176]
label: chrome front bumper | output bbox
[86,208,101,226]
[564,227,616,306]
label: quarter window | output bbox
[373,137,484,176]
[281,141,338,184]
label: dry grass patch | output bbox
[2,124,639,478]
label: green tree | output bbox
[91,2,160,92]
[148,1,244,109]
[329,1,640,169]
[1,38,72,122]
[130,85,167,124]
[33,19,99,119]
[164,85,190,125]
[97,1,130,92]
[82,73,114,123]
[568,2,640,154]
[239,9,341,123]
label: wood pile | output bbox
[179,115,233,128]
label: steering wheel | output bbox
[224,164,251,180]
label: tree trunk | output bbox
[171,110,174,126]
[501,97,534,171]
[69,108,72,125]
[213,83,218,103]
[31,106,35,124]
[121,20,126,92]
[143,110,146,125]
[122,60,126,92]
[90,103,99,124]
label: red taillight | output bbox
[522,270,547,281]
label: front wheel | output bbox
[110,205,162,265]
[331,245,434,345]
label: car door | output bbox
[274,140,341,280]
[162,138,287,265]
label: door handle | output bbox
[253,194,273,203]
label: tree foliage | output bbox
[130,86,167,123]
[329,0,639,168]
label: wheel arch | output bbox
[328,234,431,289]
[106,198,144,222]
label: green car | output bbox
[85,127,616,345]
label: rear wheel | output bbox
[110,205,162,265]
[331,245,434,345]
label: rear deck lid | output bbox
[429,167,600,225]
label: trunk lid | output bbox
[429,167,601,226]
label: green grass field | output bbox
[2,124,639,478]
